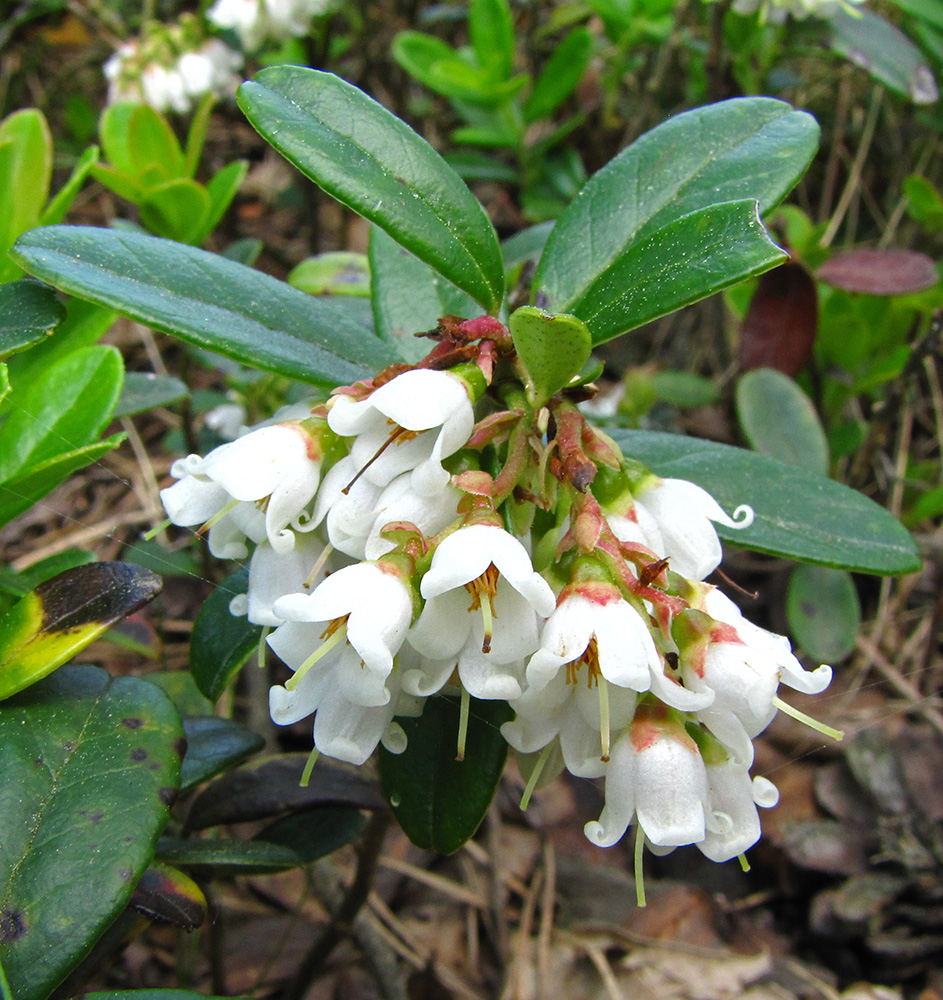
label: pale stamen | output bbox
[304,543,335,589]
[300,746,321,787]
[634,825,647,908]
[456,686,471,761]
[285,618,349,690]
[598,676,611,763]
[341,424,419,495]
[519,742,554,811]
[143,517,172,540]
[196,497,240,536]
[257,625,270,668]
[771,695,844,741]
[465,564,500,654]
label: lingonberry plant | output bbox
[2,67,920,1000]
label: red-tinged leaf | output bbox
[817,248,940,296]
[739,261,818,376]
[129,862,207,931]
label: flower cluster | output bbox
[104,15,242,113]
[162,315,835,864]
[726,0,865,22]
[207,0,338,52]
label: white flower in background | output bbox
[584,705,710,849]
[160,420,325,559]
[608,477,754,581]
[408,524,556,700]
[328,369,475,496]
[208,0,336,51]
[729,0,864,21]
[205,401,249,440]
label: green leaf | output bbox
[0,435,125,529]
[501,221,555,272]
[904,175,943,233]
[378,695,512,854]
[523,27,592,124]
[0,281,64,359]
[128,104,185,181]
[179,715,265,792]
[0,664,183,1000]
[0,549,95,604]
[446,150,519,184]
[890,0,943,30]
[470,0,516,81]
[369,225,479,362]
[290,251,371,297]
[828,7,938,104]
[189,568,262,702]
[609,429,921,574]
[736,368,829,475]
[139,179,211,245]
[509,306,591,406]
[186,753,385,830]
[98,103,137,178]
[156,837,305,875]
[184,93,216,178]
[88,163,141,203]
[199,159,249,243]
[0,562,162,701]
[256,807,366,864]
[129,862,206,931]
[535,98,818,339]
[651,370,720,408]
[566,201,787,345]
[786,564,861,663]
[0,110,52,280]
[0,344,123,482]
[113,372,188,418]
[237,67,505,314]
[39,145,100,227]
[12,226,396,387]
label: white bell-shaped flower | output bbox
[698,757,779,863]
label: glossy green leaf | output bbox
[535,98,818,340]
[379,695,512,854]
[0,562,162,701]
[184,93,216,178]
[786,564,861,663]
[290,251,371,297]
[139,179,211,245]
[523,27,592,124]
[890,0,943,29]
[113,372,188,418]
[179,715,266,792]
[129,862,206,931]
[392,32,467,93]
[186,753,384,830]
[610,429,921,574]
[828,7,938,104]
[238,67,505,314]
[369,225,480,362]
[0,435,125,529]
[12,226,396,387]
[0,109,52,281]
[0,344,123,482]
[189,568,262,702]
[156,837,304,875]
[39,145,100,227]
[509,306,591,406]
[903,175,943,233]
[736,368,829,475]
[98,103,138,179]
[0,281,64,358]
[257,806,366,864]
[0,664,183,1000]
[501,221,554,272]
[569,201,786,344]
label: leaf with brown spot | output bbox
[739,261,818,376]
[0,665,183,1000]
[129,863,206,931]
[0,562,162,702]
[817,248,940,296]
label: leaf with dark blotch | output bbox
[739,261,818,376]
[129,862,206,931]
[816,248,940,296]
[179,715,265,792]
[379,695,512,855]
[0,562,163,702]
[185,753,385,830]
[0,665,183,1000]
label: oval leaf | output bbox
[12,226,395,387]
[378,695,512,855]
[139,179,211,245]
[609,429,920,574]
[509,306,591,406]
[113,372,187,418]
[816,248,940,296]
[786,564,861,663]
[237,67,505,314]
[0,664,184,1000]
[129,862,207,931]
[155,837,304,876]
[189,568,262,703]
[739,261,818,376]
[0,281,64,359]
[179,715,265,792]
[0,562,163,701]
[736,368,829,475]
